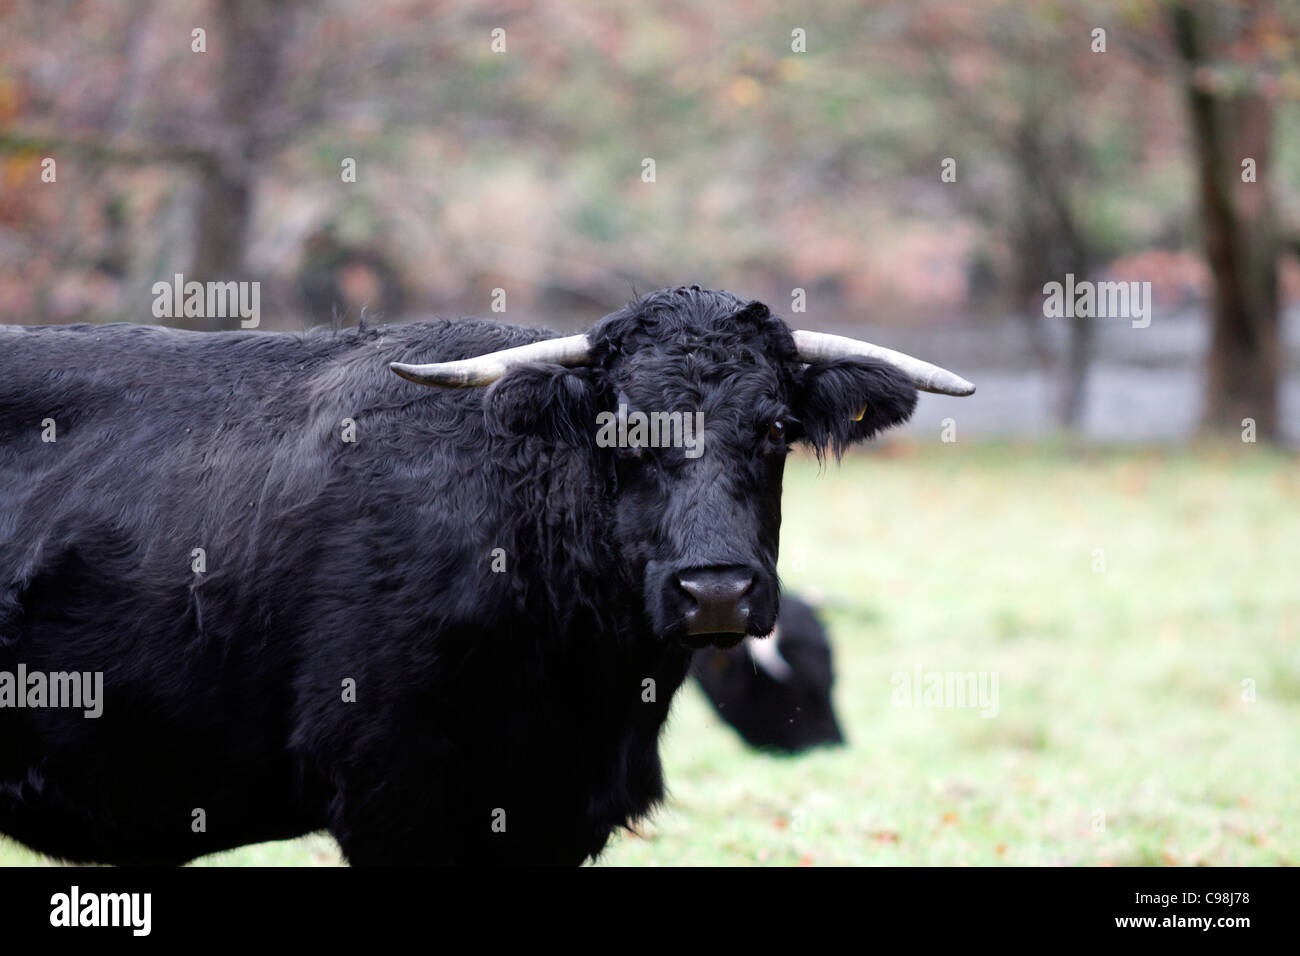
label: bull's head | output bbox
[390,287,973,648]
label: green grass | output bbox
[3,441,1297,866]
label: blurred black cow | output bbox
[692,593,844,753]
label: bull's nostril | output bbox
[674,566,754,636]
[676,571,753,604]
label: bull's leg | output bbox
[332,822,452,866]
[328,775,600,865]
[328,779,456,866]
[321,738,457,866]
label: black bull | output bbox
[0,287,966,864]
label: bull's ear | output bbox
[485,363,599,446]
[793,357,917,459]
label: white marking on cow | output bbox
[746,626,792,682]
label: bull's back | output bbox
[0,323,328,660]
[0,326,327,858]
[0,319,540,860]
[0,318,521,633]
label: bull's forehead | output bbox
[591,288,795,359]
[613,344,789,414]
[590,287,797,413]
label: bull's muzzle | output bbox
[674,566,755,641]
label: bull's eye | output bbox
[761,414,801,450]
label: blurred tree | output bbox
[1170,0,1294,440]
[297,224,406,322]
[186,0,305,323]
[894,2,1152,429]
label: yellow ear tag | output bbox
[852,403,868,422]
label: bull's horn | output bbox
[390,333,592,387]
[792,330,975,396]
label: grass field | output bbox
[3,441,1296,866]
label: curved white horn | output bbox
[792,330,975,396]
[390,334,592,388]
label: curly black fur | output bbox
[0,286,916,864]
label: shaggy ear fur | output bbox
[485,363,599,447]
[794,357,918,460]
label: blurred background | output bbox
[0,0,1297,866]
[2,0,1298,442]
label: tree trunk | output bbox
[1059,291,1095,430]
[1172,2,1280,439]
[189,170,253,302]
[183,0,298,330]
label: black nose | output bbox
[675,567,754,636]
